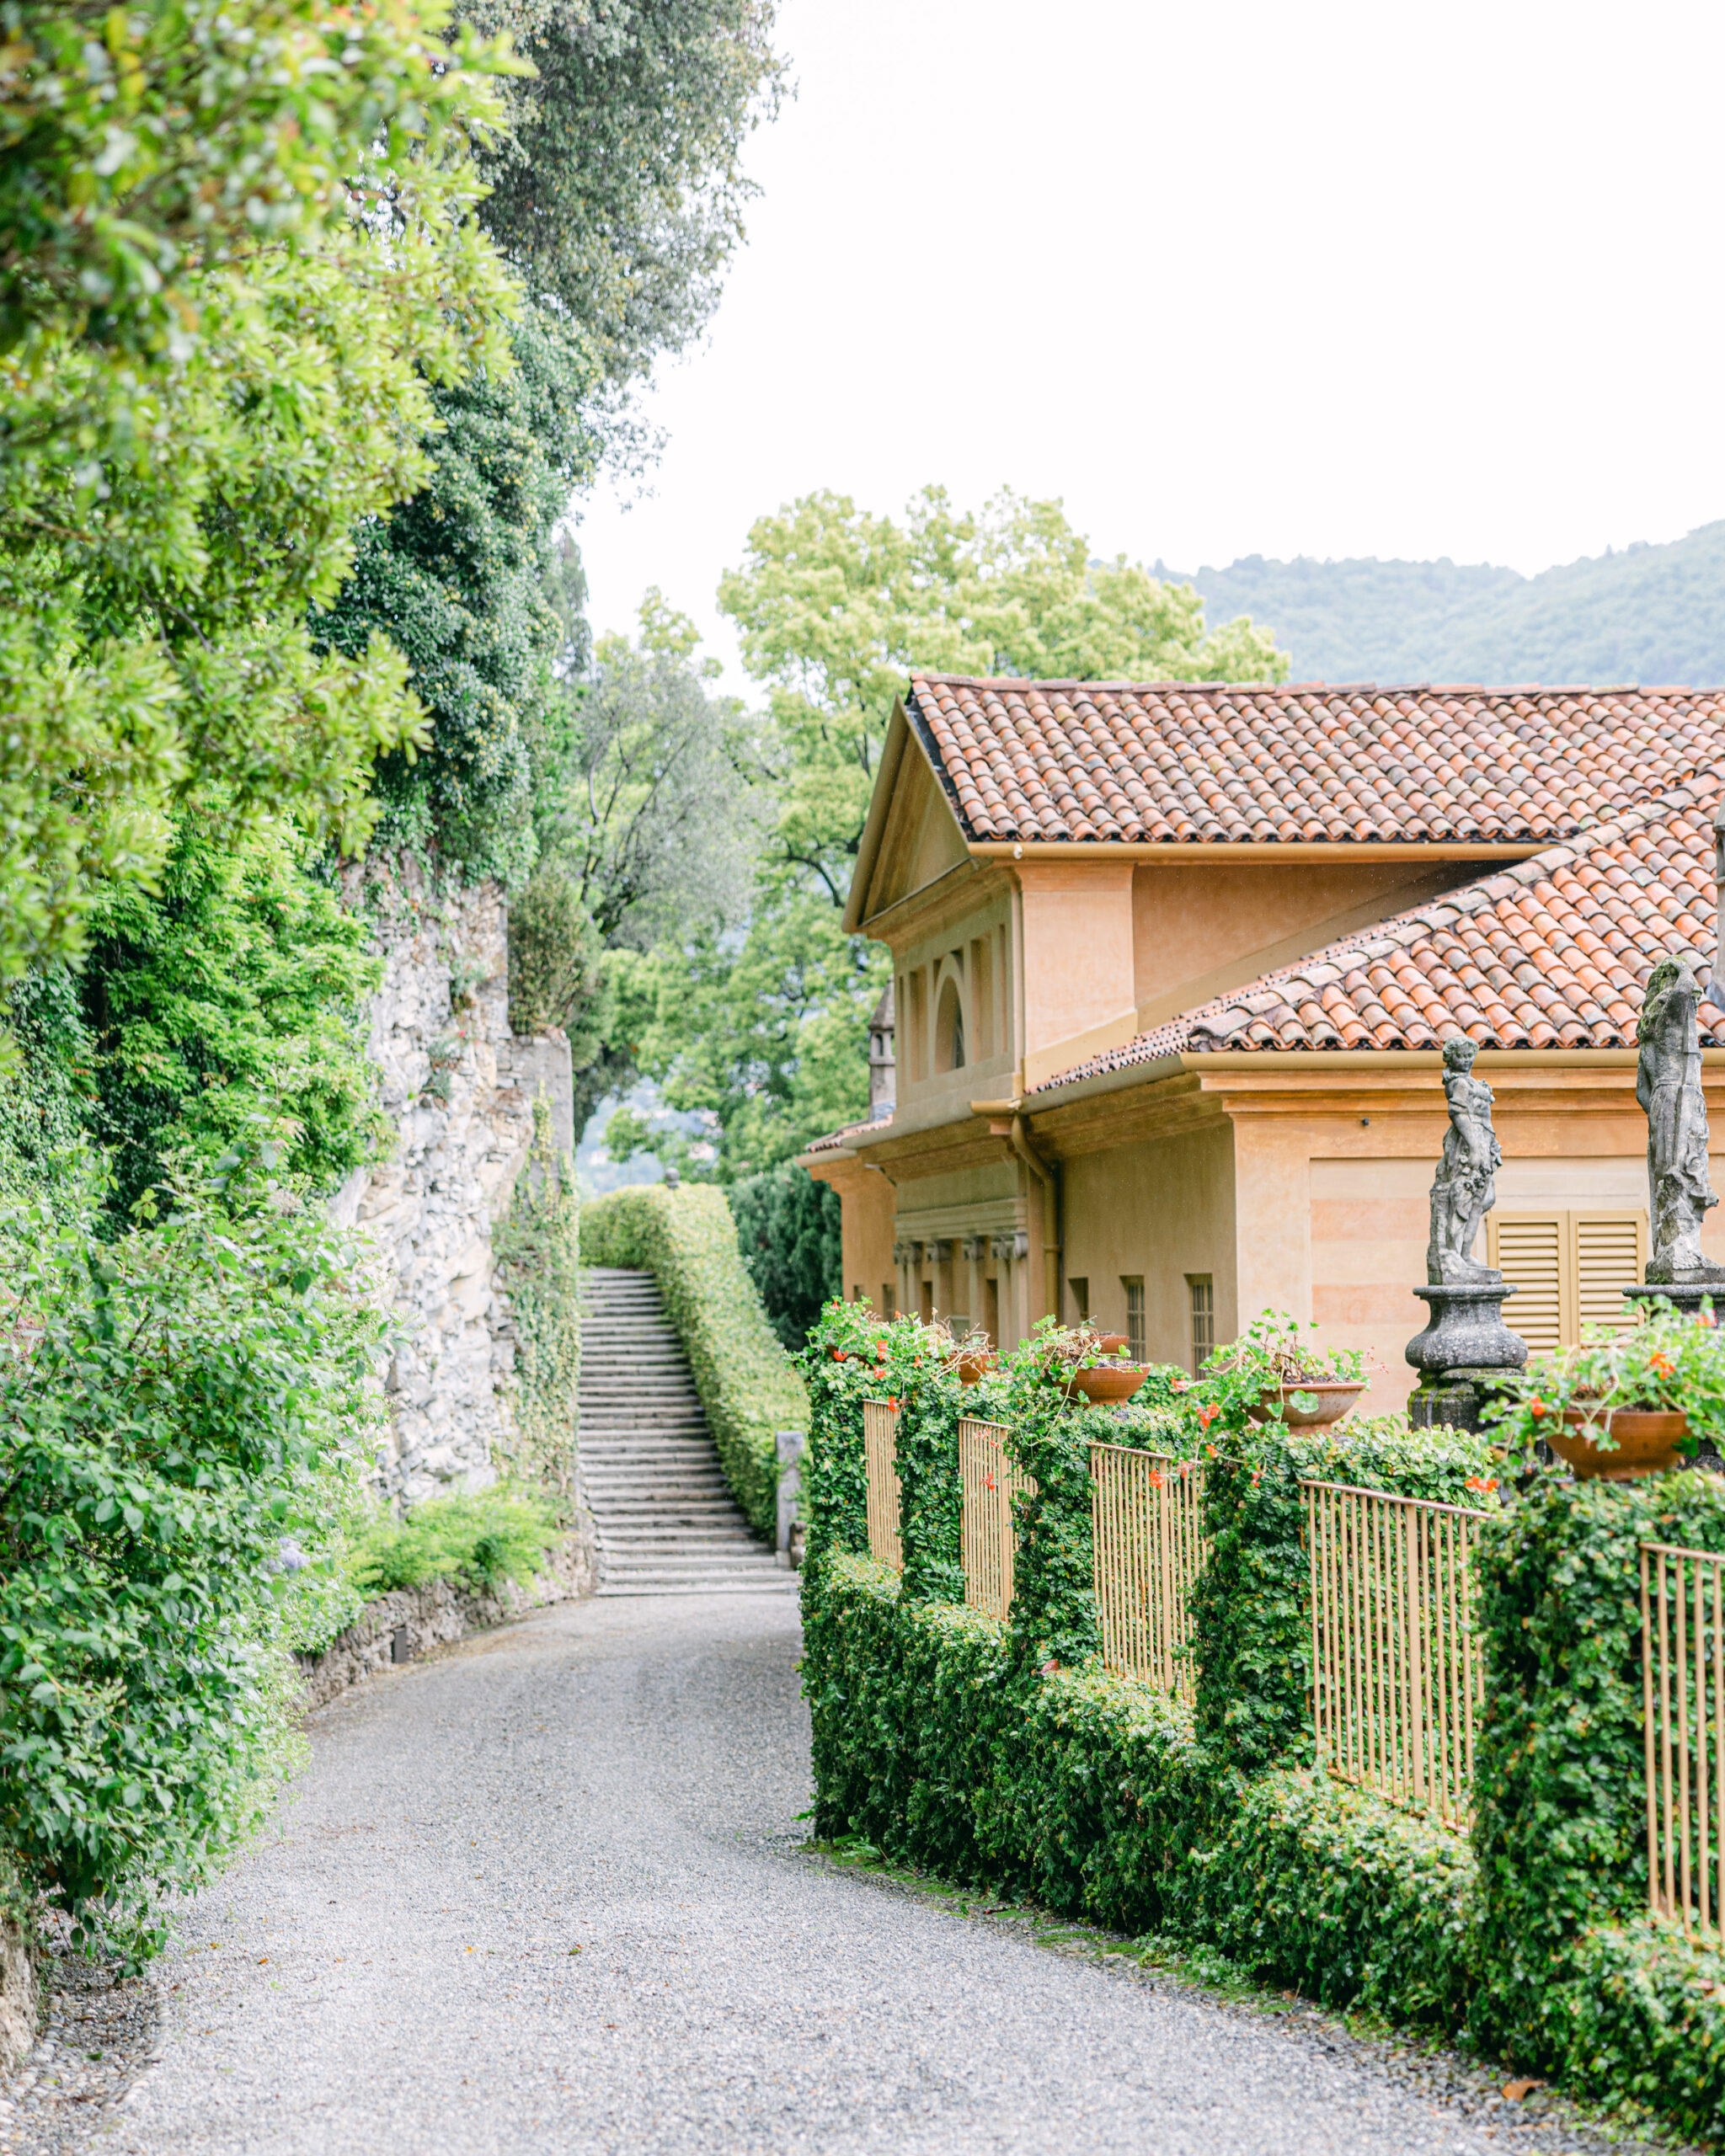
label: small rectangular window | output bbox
[1069,1276,1089,1324]
[919,1278,934,1324]
[1188,1276,1214,1375]
[1122,1275,1145,1360]
[881,1283,895,1318]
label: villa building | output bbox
[798,675,1725,1409]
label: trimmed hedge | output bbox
[581,1185,807,1536]
[1471,1467,1725,2068]
[803,1320,1725,2142]
[805,1550,1477,2030]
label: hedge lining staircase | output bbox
[579,1267,793,1596]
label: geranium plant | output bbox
[1191,1310,1377,1429]
[1487,1300,1725,1458]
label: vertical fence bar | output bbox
[1641,1540,1725,1935]
[1088,1444,1209,1698]
[1301,1478,1493,1829]
[862,1400,902,1571]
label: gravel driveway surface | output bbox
[98,1592,1522,2155]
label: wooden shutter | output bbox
[1575,1212,1646,1339]
[1487,1213,1566,1352]
[1487,1209,1648,1349]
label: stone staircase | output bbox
[579,1267,795,1597]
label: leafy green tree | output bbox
[729,1162,841,1352]
[509,595,764,1132]
[77,814,384,1222]
[467,0,786,402]
[315,305,601,888]
[623,486,1290,1177]
[0,0,521,974]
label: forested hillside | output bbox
[1173,520,1725,688]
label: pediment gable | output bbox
[845,703,969,929]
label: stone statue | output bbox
[1637,957,1725,1283]
[1426,1037,1503,1284]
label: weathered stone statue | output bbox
[1637,957,1725,1284]
[1407,1033,1525,1428]
[1426,1036,1503,1284]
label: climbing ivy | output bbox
[492,1097,581,1508]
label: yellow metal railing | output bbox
[1089,1444,1204,1696]
[1642,1540,1725,1935]
[959,1417,1032,1619]
[862,1399,902,1571]
[1301,1478,1491,1828]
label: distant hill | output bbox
[1162,521,1725,690]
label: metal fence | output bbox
[862,1399,902,1571]
[959,1418,1033,1619]
[1642,1540,1725,1935]
[1301,1478,1492,1828]
[1089,1444,1204,1696]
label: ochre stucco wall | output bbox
[1060,1124,1236,1372]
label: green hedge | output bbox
[803,1322,1725,2142]
[805,1550,1477,2030]
[581,1185,807,1536]
[1471,1467,1725,2068]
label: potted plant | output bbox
[1033,1320,1153,1405]
[1490,1301,1722,1479]
[1204,1313,1373,1429]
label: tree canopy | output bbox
[596,487,1290,1179]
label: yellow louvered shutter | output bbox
[1489,1214,1565,1352]
[1575,1213,1646,1340]
[1487,1209,1648,1349]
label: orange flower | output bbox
[1651,1352,1676,1378]
[1530,1397,1546,1418]
[1197,1404,1219,1430]
[887,1396,900,1411]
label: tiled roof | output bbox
[1031,779,1725,1091]
[907,675,1725,846]
[802,1112,894,1155]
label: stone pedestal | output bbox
[1406,1282,1527,1375]
[1623,1283,1725,1320]
[1407,1367,1519,1434]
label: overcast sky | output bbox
[574,0,1725,683]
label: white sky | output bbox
[574,0,1725,686]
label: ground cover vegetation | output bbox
[799,1296,1725,2145]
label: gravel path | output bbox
[46,1593,1583,2154]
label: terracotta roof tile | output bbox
[801,1111,895,1155]
[909,676,1725,846]
[1030,778,1725,1091]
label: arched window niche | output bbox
[934,975,966,1074]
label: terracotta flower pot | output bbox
[1549,1408,1689,1481]
[1247,1380,1366,1430]
[957,1351,995,1385]
[1067,1362,1151,1404]
[1092,1333,1129,1356]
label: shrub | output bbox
[580,1183,806,1535]
[346,1487,561,1598]
[730,1163,841,1353]
[0,1152,386,1961]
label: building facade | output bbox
[800,675,1725,1409]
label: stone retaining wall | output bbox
[0,1919,35,2078]
[294,1523,599,1714]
